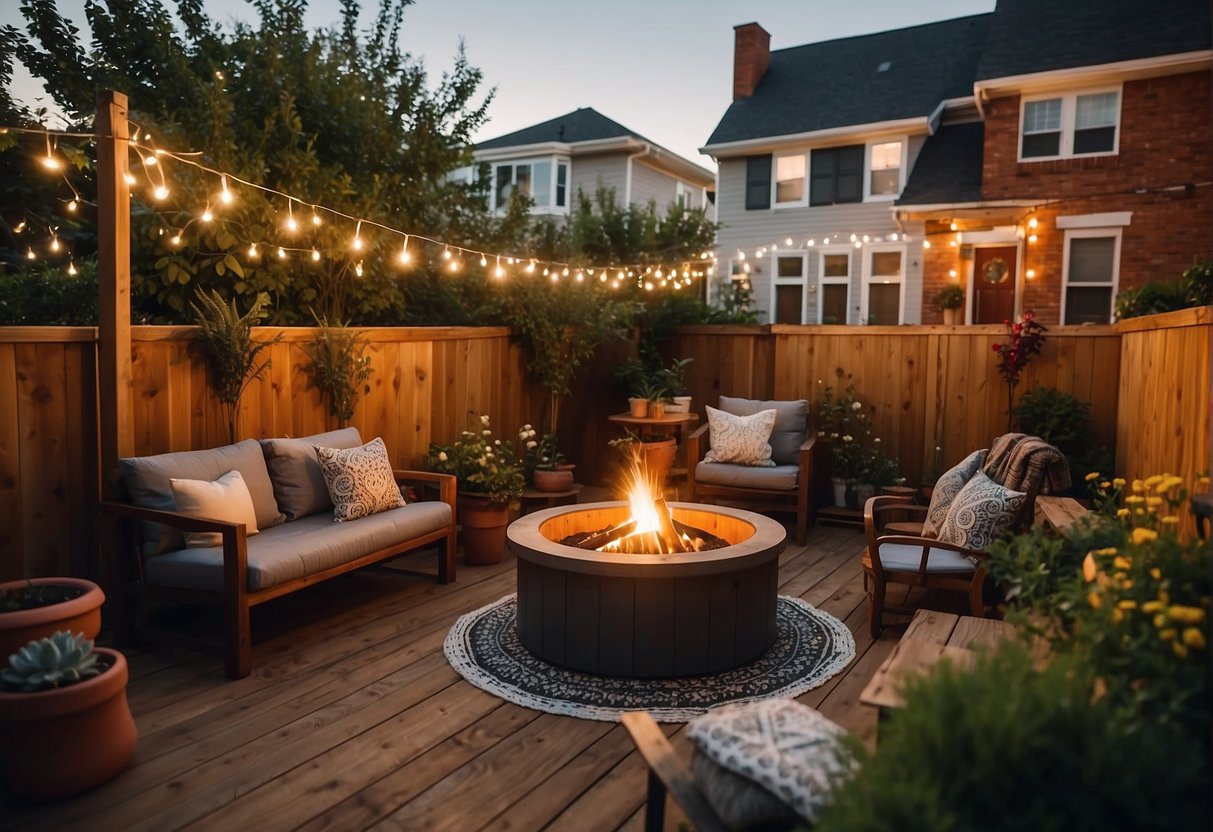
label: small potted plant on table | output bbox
[658,357,695,413]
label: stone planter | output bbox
[457,494,511,565]
[532,467,574,492]
[0,578,105,661]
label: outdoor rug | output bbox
[443,594,856,722]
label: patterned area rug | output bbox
[444,594,856,722]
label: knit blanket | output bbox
[981,433,1071,526]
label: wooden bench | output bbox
[1034,495,1089,533]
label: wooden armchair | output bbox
[686,397,817,546]
[620,711,728,832]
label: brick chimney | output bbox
[733,22,771,101]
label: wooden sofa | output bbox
[99,428,457,679]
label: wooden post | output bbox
[97,90,134,495]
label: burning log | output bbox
[653,498,691,553]
[575,519,638,550]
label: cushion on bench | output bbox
[260,427,363,520]
[718,396,808,466]
[875,542,976,573]
[144,501,452,591]
[695,462,799,491]
[121,439,285,557]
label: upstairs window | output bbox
[491,158,568,212]
[868,141,903,197]
[1020,89,1120,160]
[810,145,863,206]
[773,154,807,206]
[745,154,772,210]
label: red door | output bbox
[972,246,1017,324]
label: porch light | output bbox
[1028,234,1038,244]
[1026,269,1036,279]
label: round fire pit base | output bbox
[508,502,787,678]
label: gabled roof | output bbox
[975,0,1212,82]
[895,122,985,206]
[476,107,651,150]
[704,14,989,149]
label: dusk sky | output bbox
[3,0,996,169]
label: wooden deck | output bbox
[5,521,928,831]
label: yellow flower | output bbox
[1149,568,1162,580]
[1094,547,1119,556]
[1131,528,1158,545]
[1172,641,1189,660]
[1168,605,1206,624]
[1157,475,1184,493]
[1111,608,1124,624]
[1182,628,1206,650]
[1159,627,1177,641]
[1112,478,1126,488]
[1100,481,1111,488]
[1087,591,1102,609]
[1143,601,1165,614]
[1124,495,1145,505]
[1144,475,1165,488]
[1161,516,1179,526]
[1082,553,1098,582]
[1131,479,1145,493]
[1145,496,1163,507]
[1084,471,1101,482]
[1154,613,1169,629]
[1116,508,1130,518]
[1113,556,1132,571]
[1117,599,1137,610]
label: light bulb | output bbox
[948,269,958,278]
[599,273,607,282]
[644,282,654,291]
[1026,268,1036,279]
[124,173,136,186]
[170,233,182,247]
[850,234,857,242]
[67,261,77,276]
[785,237,793,246]
[550,271,558,282]
[575,271,584,282]
[153,185,169,201]
[219,176,233,204]
[1028,234,1038,244]
[399,240,411,265]
[526,260,535,273]
[922,240,932,249]
[494,257,504,278]
[950,221,958,231]
[311,212,321,227]
[655,268,663,279]
[311,249,321,262]
[50,237,61,252]
[442,247,452,260]
[807,238,815,246]
[354,261,364,277]
[277,246,287,259]
[67,200,78,212]
[25,248,35,260]
[201,205,214,223]
[247,243,258,258]
[143,156,158,167]
[447,257,460,273]
[862,235,870,243]
[285,215,298,233]
[1028,217,1038,230]
[479,255,487,267]
[561,267,569,277]
[854,240,862,248]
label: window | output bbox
[1062,230,1120,324]
[810,145,863,206]
[868,141,903,197]
[491,157,569,213]
[771,252,807,324]
[556,162,568,208]
[1020,89,1120,160]
[745,155,772,210]
[773,154,807,206]
[862,246,904,325]
[675,181,692,209]
[818,249,851,324]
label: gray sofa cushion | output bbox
[695,462,800,491]
[718,397,809,466]
[875,542,976,574]
[145,501,452,592]
[260,428,363,520]
[121,439,285,557]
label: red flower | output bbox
[992,344,1002,352]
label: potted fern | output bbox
[305,314,374,428]
[0,631,137,798]
[190,288,281,443]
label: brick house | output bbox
[706,0,1212,325]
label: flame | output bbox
[599,452,694,554]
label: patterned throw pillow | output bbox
[315,437,405,522]
[936,470,1027,553]
[703,405,777,467]
[922,448,987,538]
[169,469,260,548]
[687,699,851,825]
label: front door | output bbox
[972,246,1017,324]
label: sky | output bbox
[2,0,996,170]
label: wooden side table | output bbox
[519,483,583,516]
[606,411,698,441]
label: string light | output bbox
[123,173,136,186]
[285,200,299,233]
[49,234,61,253]
[351,220,363,251]
[494,256,504,278]
[247,243,259,259]
[25,247,35,260]
[398,237,412,265]
[66,259,77,276]
[311,248,321,262]
[219,176,233,205]
[40,135,62,171]
[200,203,214,223]
[153,185,169,201]
[442,246,452,261]
[311,211,322,227]
[922,240,932,249]
[1026,268,1036,279]
[277,246,287,259]
[1028,217,1038,230]
[479,254,487,267]
[1028,234,1038,244]
[354,261,364,277]
[67,199,78,212]
[170,232,182,247]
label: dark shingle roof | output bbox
[476,107,650,150]
[975,0,1212,81]
[705,15,989,147]
[896,122,985,205]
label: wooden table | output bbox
[1034,495,1089,532]
[606,411,698,441]
[518,483,583,515]
[860,610,1016,717]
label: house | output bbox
[472,107,715,220]
[703,0,1212,326]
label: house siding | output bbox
[569,153,629,206]
[713,134,928,324]
[629,159,705,213]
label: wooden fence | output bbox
[0,309,1207,581]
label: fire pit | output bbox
[508,500,787,677]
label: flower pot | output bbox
[831,477,848,508]
[0,578,105,661]
[457,494,510,565]
[0,647,136,799]
[855,483,876,507]
[943,308,959,326]
[628,397,649,418]
[665,396,692,414]
[650,401,667,419]
[640,438,677,484]
[532,468,574,492]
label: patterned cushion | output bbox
[687,698,850,825]
[169,469,260,548]
[315,437,405,522]
[922,449,987,538]
[703,405,777,467]
[936,470,1027,552]
[718,397,809,466]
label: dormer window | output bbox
[1020,88,1120,160]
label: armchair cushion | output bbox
[316,437,406,522]
[936,470,1026,552]
[694,462,799,491]
[703,405,777,467]
[169,469,260,548]
[719,396,809,466]
[261,427,363,520]
[922,448,987,538]
[875,541,976,573]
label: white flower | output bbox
[874,437,881,443]
[495,439,502,445]
[817,430,826,437]
[526,440,537,449]
[437,451,448,462]
[842,434,853,442]
[485,449,494,457]
[831,432,839,439]
[480,414,491,425]
[478,456,487,466]
[482,429,491,436]
[851,401,862,412]
[522,423,532,431]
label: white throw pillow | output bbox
[170,469,260,548]
[315,437,405,522]
[936,469,1026,552]
[704,405,777,467]
[922,448,987,538]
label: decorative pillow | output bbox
[261,427,363,520]
[315,437,405,522]
[936,469,1027,553]
[169,469,260,548]
[703,405,777,467]
[718,397,809,466]
[922,448,987,538]
[686,698,851,825]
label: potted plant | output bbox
[936,284,965,325]
[615,358,652,418]
[0,577,105,659]
[816,383,871,507]
[520,425,573,492]
[0,631,137,799]
[305,313,374,429]
[645,381,669,420]
[427,415,526,565]
[657,357,695,413]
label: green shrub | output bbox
[0,260,98,325]
[1114,258,1213,319]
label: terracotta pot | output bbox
[532,468,574,492]
[0,578,105,661]
[0,647,137,799]
[640,438,677,484]
[628,398,649,418]
[458,495,510,565]
[650,401,667,419]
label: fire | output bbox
[598,455,696,554]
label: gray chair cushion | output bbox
[145,501,452,592]
[695,462,799,491]
[718,397,809,466]
[260,428,363,520]
[875,542,976,574]
[121,439,285,557]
